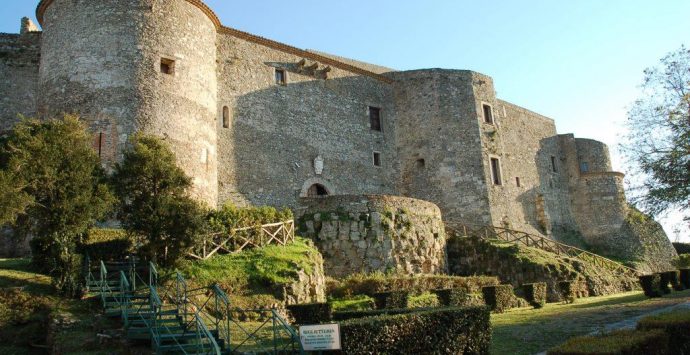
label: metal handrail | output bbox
[195,313,222,355]
[119,271,131,326]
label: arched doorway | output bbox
[307,183,329,197]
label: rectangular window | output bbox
[275,69,286,85]
[369,107,382,131]
[580,162,589,173]
[490,158,502,185]
[483,104,494,124]
[551,156,557,172]
[160,58,175,75]
[373,152,381,167]
[516,177,521,187]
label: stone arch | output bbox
[300,178,335,198]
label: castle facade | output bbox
[0,0,678,269]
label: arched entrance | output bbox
[300,178,335,198]
[307,183,329,197]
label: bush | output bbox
[673,242,690,255]
[329,295,375,312]
[638,309,690,354]
[328,273,499,298]
[664,270,684,291]
[639,274,663,298]
[373,291,409,309]
[658,272,673,294]
[523,282,547,309]
[558,281,578,303]
[433,288,472,307]
[547,329,669,355]
[208,203,293,232]
[677,254,690,268]
[407,292,439,308]
[482,285,514,313]
[79,228,133,262]
[333,307,428,322]
[286,303,332,325]
[339,306,491,354]
[680,269,690,289]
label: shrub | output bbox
[79,228,133,262]
[547,329,669,355]
[664,270,684,291]
[658,272,673,294]
[677,254,690,268]
[407,292,439,308]
[680,269,690,289]
[433,288,473,307]
[558,281,578,303]
[523,282,547,309]
[208,203,293,232]
[328,273,499,298]
[339,306,491,354]
[286,303,332,325]
[329,295,375,312]
[332,307,428,322]
[673,242,690,255]
[639,274,663,297]
[638,309,690,354]
[373,291,409,309]
[482,285,514,313]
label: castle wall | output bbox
[0,32,40,130]
[390,69,491,225]
[216,31,394,209]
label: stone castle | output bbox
[0,0,677,271]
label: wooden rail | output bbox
[188,220,295,260]
[446,222,640,277]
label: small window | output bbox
[551,156,557,172]
[160,58,175,75]
[373,152,381,167]
[580,162,589,173]
[369,107,382,131]
[416,158,425,169]
[275,69,286,85]
[490,158,502,185]
[222,106,230,128]
[516,177,521,187]
[483,104,494,124]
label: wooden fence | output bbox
[188,220,295,260]
[445,222,639,277]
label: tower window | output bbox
[275,69,286,85]
[551,156,557,172]
[490,158,502,185]
[416,158,425,169]
[369,107,382,131]
[516,177,521,187]
[222,106,230,128]
[373,152,381,167]
[580,162,589,173]
[160,58,175,75]
[483,104,494,124]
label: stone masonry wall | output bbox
[296,195,446,278]
[0,32,40,131]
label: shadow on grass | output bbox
[0,258,35,272]
[568,293,647,310]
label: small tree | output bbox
[0,115,114,296]
[622,46,690,224]
[0,170,32,226]
[111,134,206,267]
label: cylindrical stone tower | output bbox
[36,0,219,206]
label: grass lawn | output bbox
[491,289,690,354]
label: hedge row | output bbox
[547,329,669,355]
[558,281,579,304]
[482,285,514,313]
[523,283,547,309]
[340,306,491,354]
[681,269,690,289]
[332,307,431,322]
[286,303,332,325]
[78,228,133,262]
[640,274,663,298]
[638,309,690,354]
[373,291,409,309]
[640,271,687,298]
[328,273,499,298]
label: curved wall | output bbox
[575,138,612,173]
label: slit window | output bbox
[483,104,494,124]
[160,58,175,75]
[551,156,557,172]
[373,152,381,167]
[369,107,382,131]
[275,69,286,85]
[516,177,521,187]
[580,162,589,173]
[490,158,502,185]
[222,106,230,128]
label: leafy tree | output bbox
[0,170,32,226]
[111,134,206,267]
[0,115,114,296]
[622,46,690,224]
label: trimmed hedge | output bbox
[328,273,499,298]
[433,288,470,307]
[639,274,663,298]
[558,281,578,303]
[79,228,133,262]
[340,306,491,354]
[680,269,690,289]
[547,329,669,355]
[638,309,690,354]
[658,272,673,294]
[673,242,690,255]
[523,282,547,309]
[332,307,430,322]
[666,270,685,291]
[482,285,514,313]
[373,291,409,309]
[286,303,332,325]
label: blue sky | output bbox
[2,1,688,240]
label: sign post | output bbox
[299,323,341,352]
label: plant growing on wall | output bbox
[111,134,206,267]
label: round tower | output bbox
[36,0,219,206]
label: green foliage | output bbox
[111,134,206,267]
[0,288,52,349]
[638,310,690,354]
[373,291,409,309]
[286,303,332,325]
[339,306,491,354]
[208,203,293,232]
[547,329,669,355]
[673,243,690,255]
[0,170,32,226]
[329,295,375,312]
[332,307,426,322]
[639,274,663,298]
[622,46,690,222]
[407,291,439,308]
[558,281,578,304]
[433,288,473,307]
[523,282,547,309]
[79,228,133,262]
[482,285,515,313]
[658,272,674,294]
[680,269,690,289]
[328,272,499,298]
[676,254,690,268]
[0,115,114,296]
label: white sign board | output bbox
[299,323,341,351]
